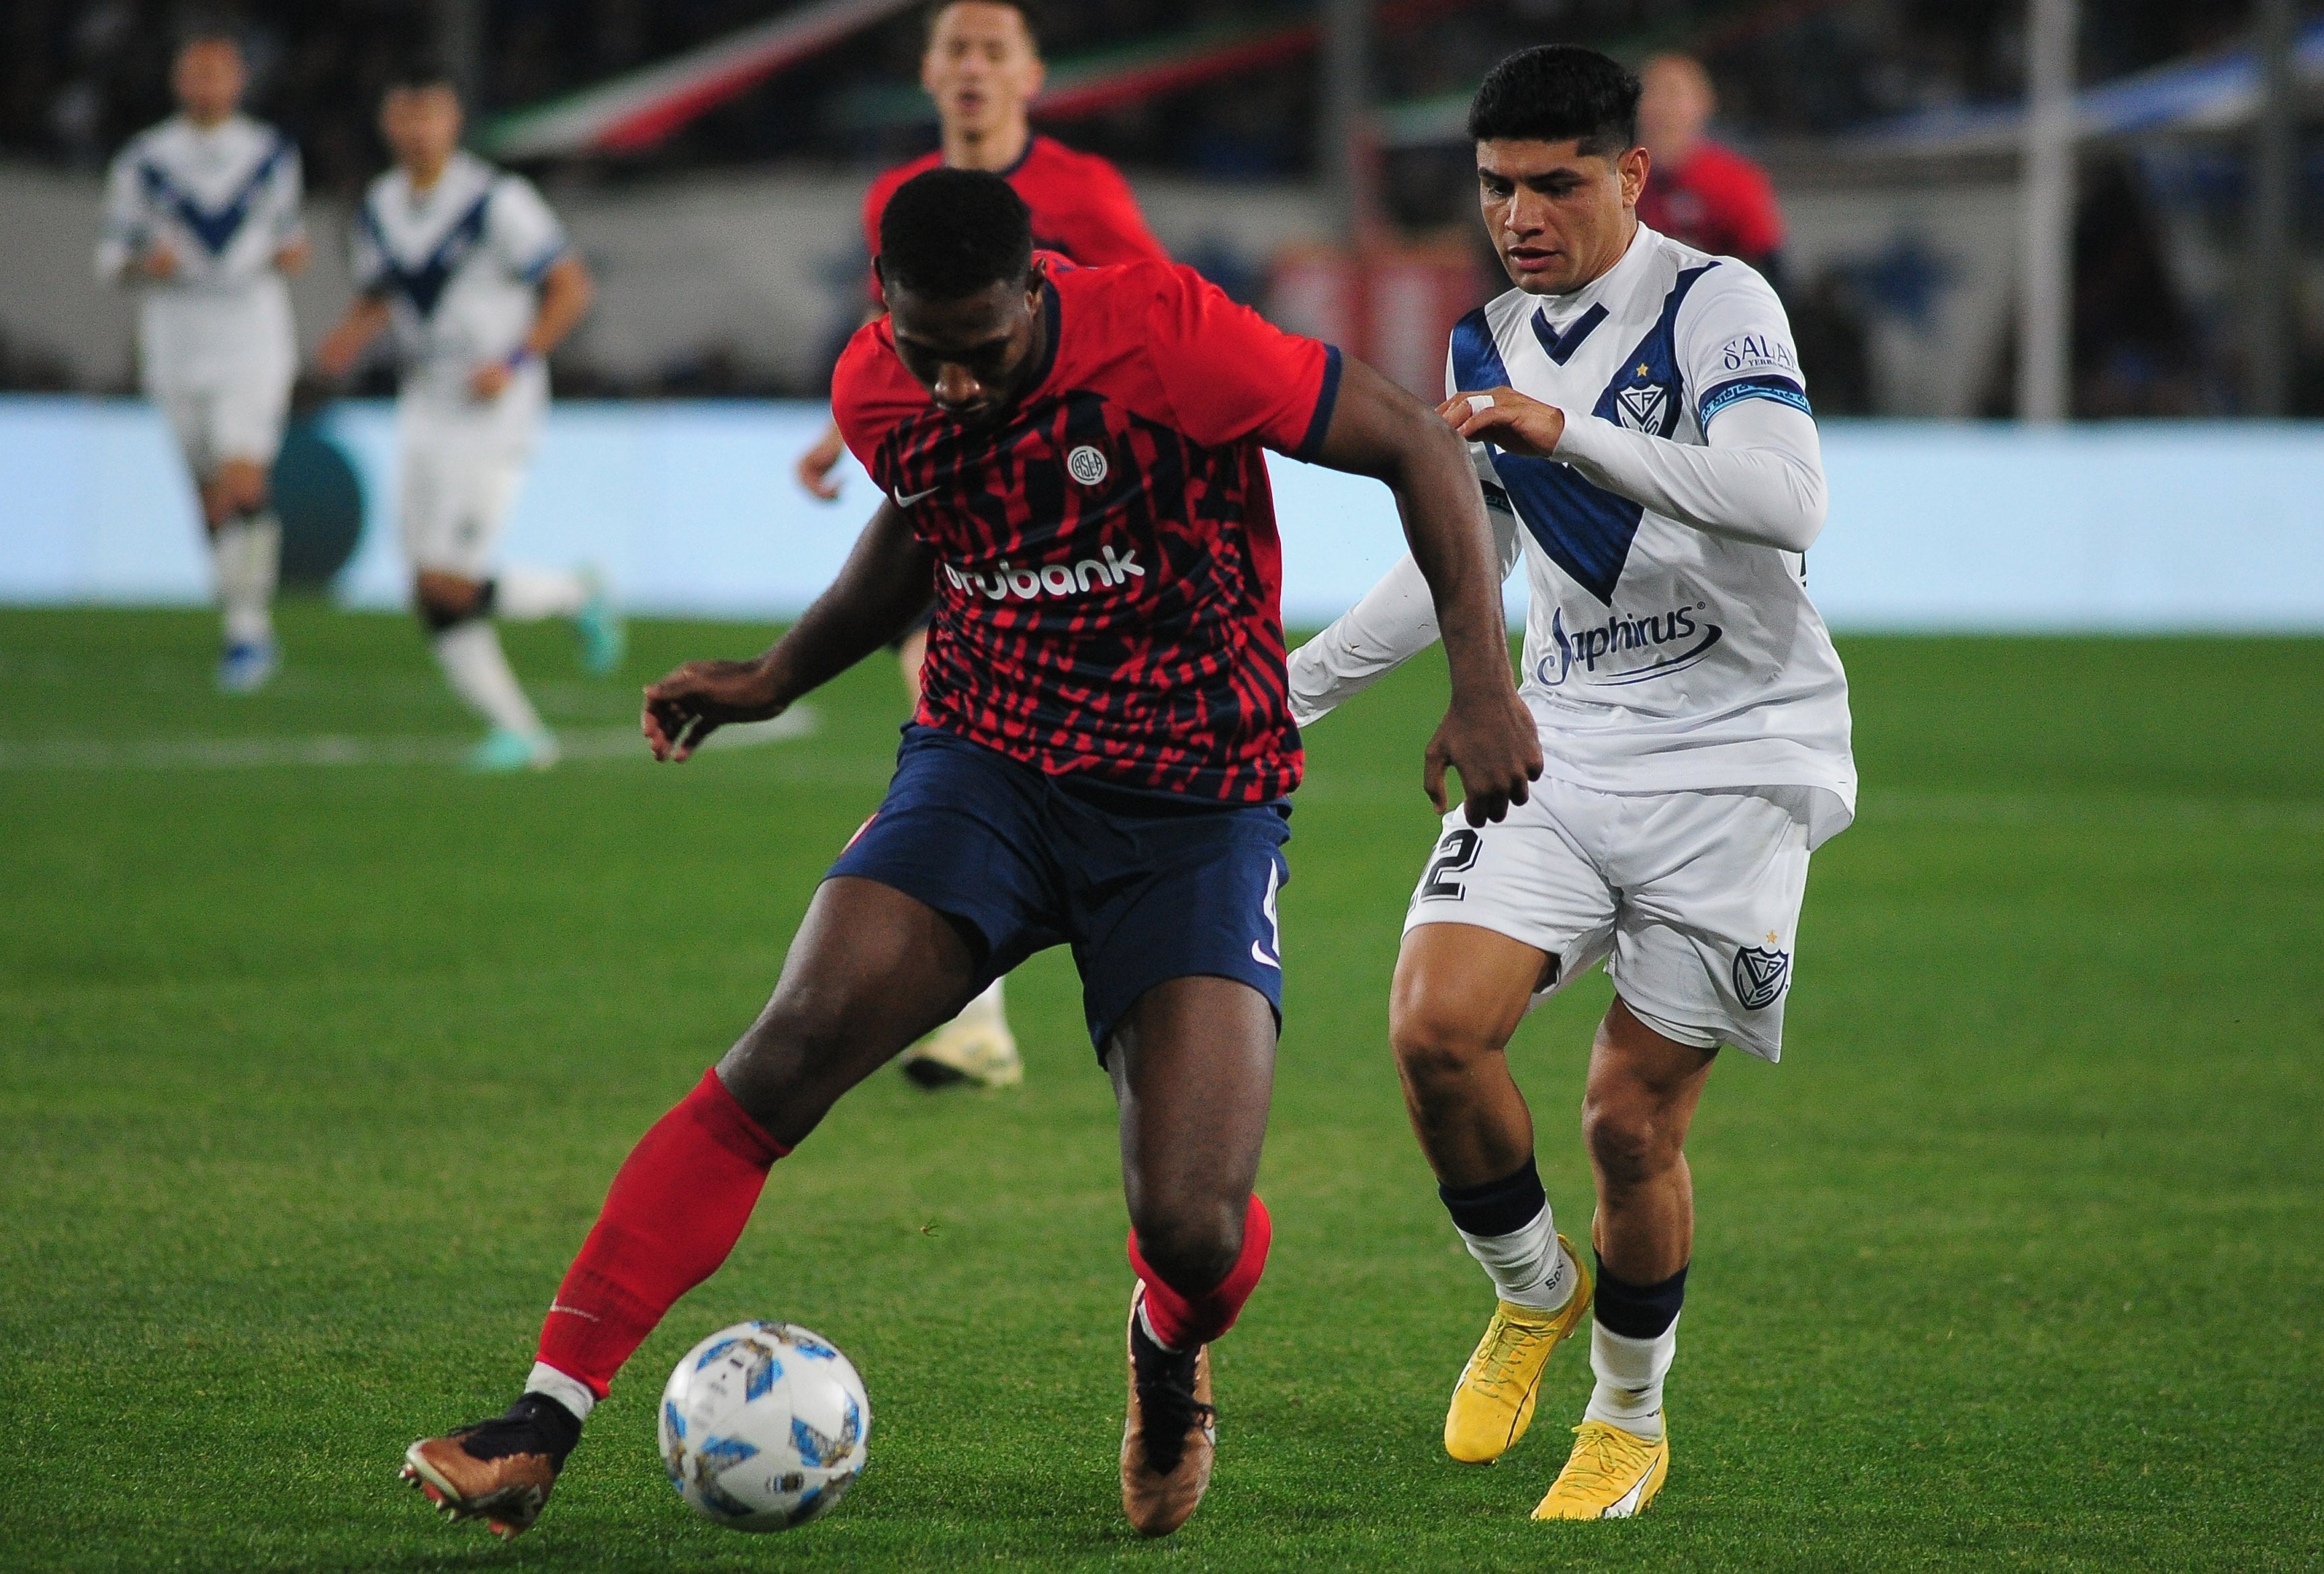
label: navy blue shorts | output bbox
[828,725,1292,1055]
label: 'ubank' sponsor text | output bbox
[944,545,1147,602]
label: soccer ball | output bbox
[658,1320,870,1532]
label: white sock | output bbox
[431,620,547,737]
[212,513,279,646]
[953,977,1007,1031]
[1585,1315,1678,1440]
[523,1360,596,1424]
[492,565,588,620]
[1456,1203,1580,1313]
[1135,1297,1181,1354]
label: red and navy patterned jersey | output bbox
[860,135,1167,306]
[832,257,1343,804]
[1638,141,1784,264]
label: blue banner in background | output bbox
[3,396,2321,632]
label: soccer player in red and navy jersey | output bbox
[797,1,1168,504]
[1635,53,1784,279]
[398,169,1540,1542]
[797,0,1169,1090]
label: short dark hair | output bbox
[922,0,1041,51]
[879,168,1034,302]
[383,55,459,95]
[1467,44,1640,157]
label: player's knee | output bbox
[1130,1192,1243,1295]
[1581,1089,1674,1189]
[739,986,857,1070]
[716,990,863,1124]
[413,575,489,632]
[218,464,267,514]
[1390,994,1506,1096]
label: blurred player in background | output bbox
[1636,52,1783,285]
[97,34,306,694]
[316,65,619,774]
[797,0,1169,1089]
[397,169,1537,1544]
[1290,45,1850,1520]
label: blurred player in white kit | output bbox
[97,33,306,693]
[316,63,617,773]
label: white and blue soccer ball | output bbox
[658,1320,869,1532]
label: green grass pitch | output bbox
[1,604,2318,1572]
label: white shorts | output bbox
[397,401,538,579]
[156,376,292,478]
[1403,776,1816,1062]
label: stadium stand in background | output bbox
[1,0,2317,414]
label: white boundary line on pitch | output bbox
[0,707,817,772]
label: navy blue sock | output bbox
[1592,1254,1687,1339]
[1437,1156,1547,1239]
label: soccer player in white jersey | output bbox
[315,64,617,773]
[97,34,306,693]
[1288,45,1853,1520]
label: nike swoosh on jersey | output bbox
[1250,940,1281,970]
[893,485,939,506]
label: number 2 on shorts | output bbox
[1419,828,1482,901]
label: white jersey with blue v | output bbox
[1295,222,1854,846]
[1289,222,1854,1060]
[352,151,568,413]
[97,112,303,392]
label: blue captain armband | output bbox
[1697,374,1812,427]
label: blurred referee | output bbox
[794,1,1168,1091]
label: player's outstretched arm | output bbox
[643,500,934,761]
[1285,501,1518,729]
[1309,355,1541,826]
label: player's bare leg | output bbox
[1583,998,1715,1288]
[892,623,1024,1091]
[713,877,985,1141]
[404,876,982,1537]
[1107,975,1276,1537]
[1390,924,1593,1465]
[204,456,281,692]
[1390,923,1544,1186]
[1529,998,1713,1519]
[414,566,619,772]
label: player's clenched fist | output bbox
[1439,387,1568,458]
[641,658,785,761]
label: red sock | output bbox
[535,1068,789,1397]
[1127,1194,1272,1351]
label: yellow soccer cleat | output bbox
[1531,1417,1669,1520]
[899,1016,1023,1089]
[1443,1234,1593,1463]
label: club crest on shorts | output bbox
[1732,944,1790,1010]
[1065,444,1109,486]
